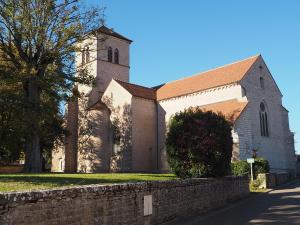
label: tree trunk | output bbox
[23,77,42,173]
[65,96,78,173]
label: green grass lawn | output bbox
[0,173,176,193]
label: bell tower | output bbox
[95,26,132,92]
[77,26,132,102]
[70,26,133,173]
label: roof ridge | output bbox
[156,54,262,101]
[160,54,260,86]
[114,79,155,91]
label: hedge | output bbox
[231,157,270,178]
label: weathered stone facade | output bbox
[51,25,296,173]
[52,26,132,173]
[239,57,296,170]
[157,56,296,172]
[0,177,249,225]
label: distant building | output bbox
[52,26,296,173]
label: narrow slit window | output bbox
[108,47,113,62]
[259,102,269,137]
[260,113,263,136]
[265,113,269,136]
[260,77,265,89]
[114,48,119,64]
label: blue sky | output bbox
[86,0,300,153]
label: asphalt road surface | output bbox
[168,179,300,225]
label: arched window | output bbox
[114,48,119,64]
[108,47,113,62]
[260,77,265,89]
[260,102,269,137]
[85,46,90,63]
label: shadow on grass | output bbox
[137,174,176,178]
[0,173,177,190]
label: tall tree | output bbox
[0,0,101,172]
[0,48,26,164]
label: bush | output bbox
[250,179,262,190]
[231,160,250,176]
[253,157,270,176]
[231,157,270,178]
[166,107,233,178]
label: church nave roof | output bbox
[156,55,260,101]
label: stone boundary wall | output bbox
[0,165,23,173]
[0,177,249,225]
[257,172,296,189]
[296,162,300,177]
[275,172,295,186]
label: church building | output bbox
[52,26,296,173]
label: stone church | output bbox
[52,26,296,173]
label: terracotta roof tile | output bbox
[115,79,156,100]
[157,55,260,100]
[198,99,248,122]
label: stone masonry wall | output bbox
[64,97,79,173]
[0,177,249,225]
[240,56,295,170]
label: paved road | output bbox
[168,179,300,225]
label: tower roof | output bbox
[95,26,133,43]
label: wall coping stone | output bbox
[0,176,248,204]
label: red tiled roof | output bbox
[199,99,249,122]
[115,80,156,100]
[156,55,260,100]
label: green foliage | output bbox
[0,73,26,164]
[231,160,250,176]
[0,65,65,165]
[249,179,262,191]
[166,107,233,178]
[231,157,270,178]
[253,157,270,176]
[0,0,103,171]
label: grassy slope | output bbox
[0,173,176,193]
